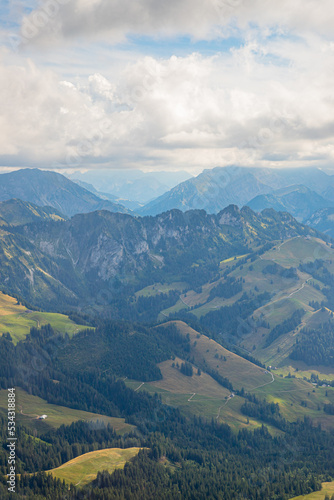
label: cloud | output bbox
[1,32,334,172]
[16,0,334,48]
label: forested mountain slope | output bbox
[0,202,317,310]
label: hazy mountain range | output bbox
[139,166,334,217]
[247,184,333,221]
[67,168,192,205]
[305,207,334,238]
[2,166,334,237]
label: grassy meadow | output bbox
[290,481,334,500]
[0,388,134,434]
[0,292,92,343]
[125,321,334,432]
[168,321,273,391]
[46,447,142,486]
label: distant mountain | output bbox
[71,178,142,211]
[0,199,66,226]
[140,166,334,216]
[140,167,270,215]
[247,185,333,221]
[305,207,334,238]
[0,169,130,217]
[68,169,192,204]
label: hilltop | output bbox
[0,199,66,226]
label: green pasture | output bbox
[47,447,142,486]
[0,388,134,435]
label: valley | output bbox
[0,186,333,499]
[124,321,334,433]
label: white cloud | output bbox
[1,29,334,172]
[1,0,332,176]
[16,0,334,48]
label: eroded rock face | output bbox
[218,205,242,227]
[39,240,58,257]
[219,212,240,227]
[90,236,124,280]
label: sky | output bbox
[1,0,334,174]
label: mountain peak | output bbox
[218,205,242,226]
[0,169,131,217]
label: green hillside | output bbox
[0,292,92,343]
[46,447,142,486]
[0,199,66,226]
[123,321,334,432]
[170,322,333,427]
[151,236,334,382]
[165,321,272,391]
[0,388,134,434]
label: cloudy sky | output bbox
[1,0,334,173]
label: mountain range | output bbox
[1,195,333,378]
[139,166,334,219]
[68,178,141,211]
[3,166,334,240]
[1,180,334,499]
[0,199,317,311]
[247,184,332,221]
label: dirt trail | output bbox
[179,295,189,307]
[216,395,233,420]
[251,371,275,391]
[288,279,310,298]
[19,405,39,418]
